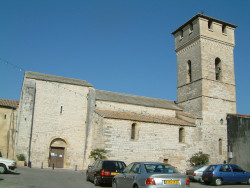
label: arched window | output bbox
[179,128,185,143]
[131,123,136,140]
[215,58,222,81]
[219,139,222,155]
[187,60,192,83]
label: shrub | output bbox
[188,152,209,167]
[89,148,107,161]
[16,154,26,161]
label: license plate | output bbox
[164,180,179,184]
[111,172,120,175]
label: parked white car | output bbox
[0,157,17,174]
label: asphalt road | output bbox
[0,167,249,188]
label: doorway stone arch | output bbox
[49,138,67,168]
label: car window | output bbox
[131,163,141,174]
[144,164,179,174]
[206,165,217,172]
[123,163,134,173]
[103,161,126,170]
[219,165,231,172]
[231,165,245,172]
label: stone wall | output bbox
[0,106,18,159]
[227,114,250,171]
[93,116,199,173]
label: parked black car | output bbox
[86,159,126,186]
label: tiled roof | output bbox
[0,99,19,109]
[227,113,250,118]
[96,90,183,111]
[25,71,93,87]
[95,109,194,127]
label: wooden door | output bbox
[50,147,64,168]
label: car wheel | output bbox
[133,184,138,188]
[112,180,118,188]
[247,177,250,185]
[86,172,90,181]
[0,164,7,174]
[94,176,100,186]
[214,178,222,186]
[199,178,204,183]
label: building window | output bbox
[222,25,227,34]
[208,20,213,30]
[179,128,185,143]
[180,30,183,40]
[189,23,193,34]
[215,58,222,81]
[4,114,7,119]
[60,106,63,114]
[187,60,192,83]
[131,123,137,140]
[219,139,222,155]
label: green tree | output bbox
[89,148,107,161]
[188,152,209,167]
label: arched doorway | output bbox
[49,138,66,168]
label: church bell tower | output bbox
[172,14,237,125]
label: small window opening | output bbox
[179,128,185,143]
[215,58,222,81]
[189,23,193,33]
[222,25,227,34]
[180,30,183,39]
[131,123,136,140]
[219,139,222,155]
[187,60,192,83]
[60,106,63,114]
[4,114,7,119]
[208,20,213,30]
[131,123,136,139]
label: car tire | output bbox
[0,164,7,174]
[86,172,90,181]
[112,180,118,188]
[133,184,138,188]
[247,177,250,185]
[214,178,222,186]
[94,176,100,186]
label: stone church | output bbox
[15,14,237,173]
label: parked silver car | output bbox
[186,165,208,182]
[112,162,190,188]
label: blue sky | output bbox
[0,0,249,115]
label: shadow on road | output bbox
[7,171,20,175]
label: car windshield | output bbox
[103,161,126,170]
[144,164,179,174]
[206,165,217,172]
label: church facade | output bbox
[15,14,237,173]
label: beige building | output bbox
[0,99,19,160]
[15,14,237,172]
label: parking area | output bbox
[0,167,249,188]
